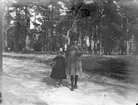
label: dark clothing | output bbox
[50,56,67,79]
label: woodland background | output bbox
[2,0,138,55]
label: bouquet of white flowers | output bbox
[49,60,56,68]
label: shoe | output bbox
[55,85,59,88]
[70,75,74,91]
[59,84,62,87]
[70,84,74,91]
[59,80,62,87]
[55,84,59,88]
[70,87,74,91]
[74,85,78,89]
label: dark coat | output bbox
[50,56,67,79]
[65,44,83,76]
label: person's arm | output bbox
[65,45,71,59]
[65,45,70,68]
[75,45,83,56]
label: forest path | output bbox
[2,53,138,105]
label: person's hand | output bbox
[73,45,78,50]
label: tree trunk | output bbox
[14,22,20,52]
[126,40,130,55]
[88,34,92,53]
[50,5,54,53]
[120,38,124,55]
[13,34,19,52]
[93,23,97,54]
[3,30,8,51]
[104,40,107,55]
[14,7,20,52]
[99,34,103,55]
[136,41,138,55]
[44,31,47,52]
[126,19,129,55]
[23,5,31,52]
[48,29,51,52]
[25,36,31,51]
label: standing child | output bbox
[50,48,67,87]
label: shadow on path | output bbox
[41,76,70,88]
[83,57,131,82]
[82,56,138,97]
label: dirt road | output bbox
[2,54,138,105]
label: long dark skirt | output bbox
[50,68,67,79]
[50,56,67,79]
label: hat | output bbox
[57,48,63,53]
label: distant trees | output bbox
[3,0,138,55]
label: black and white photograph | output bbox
[1,0,138,105]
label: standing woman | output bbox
[65,37,83,91]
